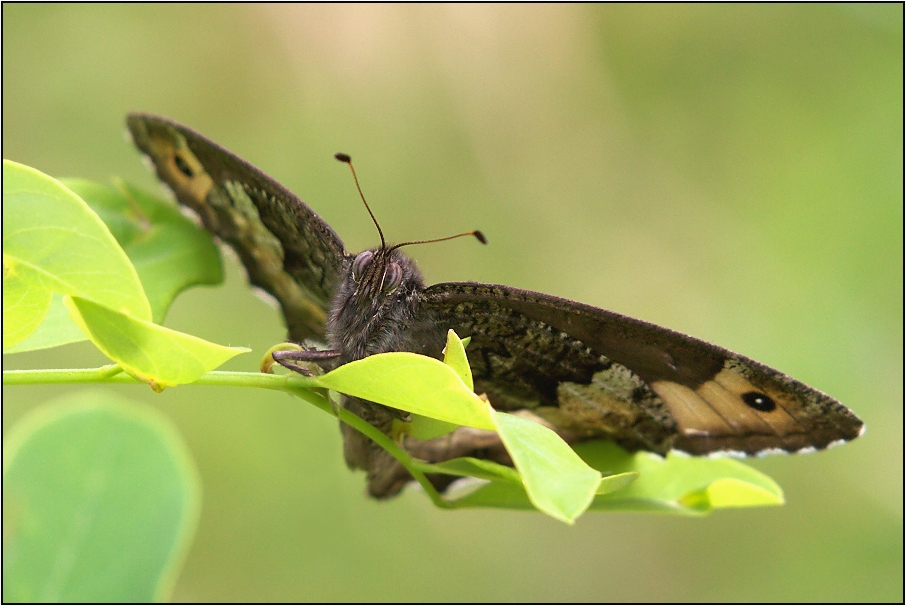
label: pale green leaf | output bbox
[447,479,538,510]
[678,477,784,510]
[2,391,201,602]
[596,471,640,495]
[397,413,459,440]
[4,293,86,353]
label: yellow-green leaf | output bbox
[7,179,223,353]
[574,441,785,513]
[2,161,151,321]
[492,411,602,524]
[442,329,473,390]
[314,352,496,430]
[3,262,52,349]
[64,296,248,387]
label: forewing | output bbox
[423,282,864,456]
[127,113,348,341]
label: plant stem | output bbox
[2,364,127,384]
[2,366,318,390]
[281,382,450,507]
[3,364,453,508]
[335,406,452,509]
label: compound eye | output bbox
[352,251,373,281]
[382,262,402,293]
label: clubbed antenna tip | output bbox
[336,152,385,247]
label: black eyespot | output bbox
[382,262,402,293]
[173,154,194,178]
[742,391,776,412]
[352,251,373,281]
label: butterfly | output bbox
[126,112,864,498]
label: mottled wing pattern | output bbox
[127,112,348,342]
[423,283,864,456]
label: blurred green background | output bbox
[3,4,902,601]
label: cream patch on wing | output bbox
[650,381,734,437]
[146,131,214,203]
[652,366,802,439]
[710,367,802,435]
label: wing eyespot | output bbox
[742,391,776,412]
[173,153,194,178]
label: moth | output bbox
[127,113,864,498]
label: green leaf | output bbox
[2,262,52,349]
[573,441,784,513]
[596,471,640,495]
[397,413,459,441]
[393,331,475,440]
[62,179,223,323]
[416,456,523,484]
[442,329,473,390]
[314,347,606,523]
[491,412,602,524]
[446,479,540,510]
[314,352,496,430]
[2,161,151,328]
[448,470,639,510]
[6,178,223,353]
[2,391,201,602]
[677,478,784,510]
[64,295,249,387]
[4,293,85,353]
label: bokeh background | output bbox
[3,4,902,602]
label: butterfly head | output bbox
[349,246,420,299]
[327,153,485,360]
[328,245,427,360]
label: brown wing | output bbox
[423,282,864,456]
[127,113,348,342]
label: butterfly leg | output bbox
[271,348,341,376]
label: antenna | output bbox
[390,230,486,252]
[335,153,384,248]
[335,153,487,252]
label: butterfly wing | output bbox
[127,113,348,342]
[423,282,864,456]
